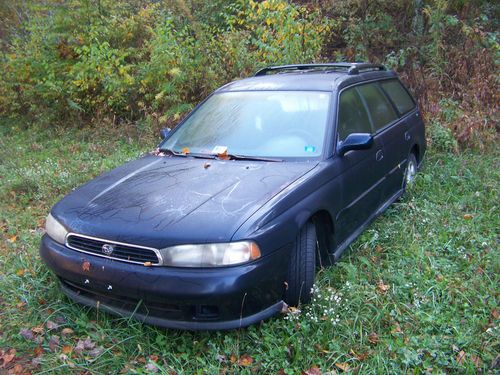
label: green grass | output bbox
[0,121,498,374]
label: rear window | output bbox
[357,83,398,132]
[380,79,415,115]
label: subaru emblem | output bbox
[102,244,114,256]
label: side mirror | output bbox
[337,133,373,156]
[160,128,171,139]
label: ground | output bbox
[0,122,498,374]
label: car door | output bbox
[334,86,387,244]
[355,81,401,204]
[377,79,418,197]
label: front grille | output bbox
[66,234,160,265]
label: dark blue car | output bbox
[40,63,426,330]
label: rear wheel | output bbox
[404,152,418,188]
[285,222,316,306]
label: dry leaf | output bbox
[229,354,237,364]
[149,355,159,362]
[456,350,466,365]
[46,320,59,330]
[20,328,35,341]
[375,245,383,253]
[0,349,16,368]
[49,335,60,352]
[335,362,351,372]
[470,354,482,368]
[376,281,390,293]
[368,332,379,345]
[11,363,24,374]
[391,323,402,334]
[61,345,72,354]
[32,324,45,334]
[302,366,322,375]
[82,261,90,272]
[143,261,152,267]
[238,354,253,366]
[181,147,190,154]
[8,235,17,243]
[491,308,499,319]
[463,214,473,220]
[16,268,26,277]
[61,328,74,336]
[34,346,43,357]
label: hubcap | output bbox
[406,160,416,185]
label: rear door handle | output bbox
[404,131,411,141]
[376,150,384,162]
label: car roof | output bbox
[218,65,398,93]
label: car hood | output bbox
[52,155,318,249]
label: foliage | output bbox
[0,122,498,373]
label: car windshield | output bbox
[160,91,331,158]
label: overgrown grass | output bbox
[0,122,498,374]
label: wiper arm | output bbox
[158,148,216,160]
[225,154,283,162]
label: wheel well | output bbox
[310,210,335,267]
[410,144,420,163]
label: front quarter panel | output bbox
[232,160,342,254]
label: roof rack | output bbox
[254,63,386,76]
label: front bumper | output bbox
[40,235,289,330]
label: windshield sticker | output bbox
[212,145,228,155]
[304,146,316,153]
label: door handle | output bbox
[376,150,384,162]
[404,131,411,141]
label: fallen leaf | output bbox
[82,261,90,272]
[470,354,482,368]
[229,354,237,364]
[391,323,402,334]
[375,245,383,253]
[149,355,159,362]
[376,281,390,294]
[350,349,369,361]
[463,214,473,220]
[143,262,152,267]
[61,328,74,336]
[46,320,59,330]
[31,324,45,334]
[34,346,43,357]
[62,345,72,354]
[145,363,158,373]
[368,332,379,345]
[238,354,253,366]
[11,363,24,374]
[456,350,466,365]
[83,338,96,350]
[335,362,351,372]
[16,268,26,277]
[0,349,16,368]
[20,328,34,341]
[302,366,322,375]
[49,335,60,352]
[492,308,499,319]
[89,347,104,357]
[8,235,17,243]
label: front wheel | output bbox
[285,222,316,306]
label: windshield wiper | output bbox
[224,154,283,162]
[158,148,216,160]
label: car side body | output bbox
[40,63,426,330]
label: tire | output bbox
[403,152,418,189]
[285,222,317,306]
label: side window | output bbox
[357,83,397,132]
[380,79,415,115]
[337,87,372,141]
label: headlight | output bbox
[45,213,68,244]
[160,241,261,267]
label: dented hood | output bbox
[52,155,318,248]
